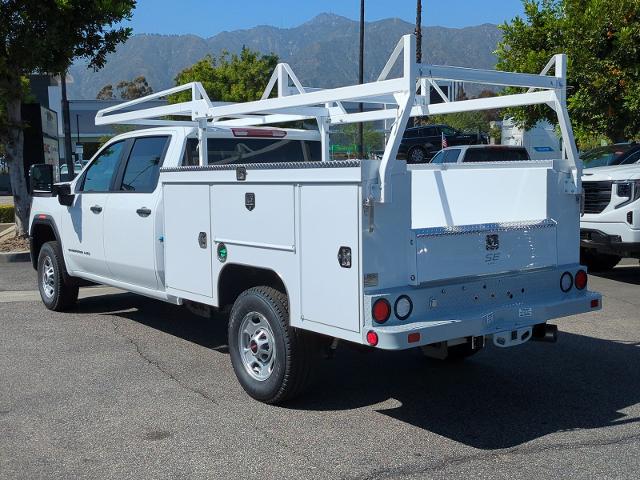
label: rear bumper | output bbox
[362,265,601,350]
[367,292,601,350]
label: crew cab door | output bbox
[58,140,126,277]
[102,135,170,290]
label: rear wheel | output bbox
[228,286,316,404]
[37,241,79,311]
[580,249,621,272]
[408,146,428,164]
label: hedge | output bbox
[0,204,15,223]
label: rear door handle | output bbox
[136,207,151,217]
[90,205,102,214]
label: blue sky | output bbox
[124,0,525,37]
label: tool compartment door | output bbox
[163,183,213,298]
[299,184,361,333]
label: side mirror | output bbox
[29,164,53,194]
[53,183,75,206]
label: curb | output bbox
[0,251,31,263]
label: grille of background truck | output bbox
[583,181,613,214]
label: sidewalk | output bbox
[0,196,14,206]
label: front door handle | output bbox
[136,207,151,217]
[90,205,102,214]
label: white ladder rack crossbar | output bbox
[95,34,578,203]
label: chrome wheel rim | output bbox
[41,256,55,299]
[238,312,276,382]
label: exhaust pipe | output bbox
[532,323,558,343]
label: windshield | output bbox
[581,145,633,169]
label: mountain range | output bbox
[68,13,502,100]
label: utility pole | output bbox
[358,0,365,159]
[416,0,422,63]
[60,70,74,177]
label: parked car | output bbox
[399,124,488,164]
[581,143,640,169]
[429,145,531,164]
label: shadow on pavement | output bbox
[592,264,640,285]
[73,292,640,450]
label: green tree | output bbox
[97,76,152,100]
[332,123,384,157]
[496,0,640,145]
[171,47,278,103]
[0,0,135,236]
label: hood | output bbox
[582,163,640,182]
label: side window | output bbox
[423,127,437,137]
[443,149,461,163]
[119,136,169,192]
[182,138,199,166]
[441,126,456,136]
[80,141,125,192]
[430,151,445,164]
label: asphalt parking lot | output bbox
[1,261,639,479]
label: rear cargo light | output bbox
[394,295,413,320]
[231,128,287,138]
[560,272,573,292]
[575,269,588,290]
[366,331,379,346]
[408,332,420,343]
[372,298,391,323]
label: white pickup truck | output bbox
[28,35,601,404]
[579,144,640,270]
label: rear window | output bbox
[432,149,461,164]
[463,148,530,163]
[182,137,322,166]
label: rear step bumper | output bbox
[365,291,602,351]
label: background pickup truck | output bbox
[398,124,487,163]
[430,145,530,164]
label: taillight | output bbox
[372,298,391,324]
[560,272,573,292]
[366,331,379,346]
[575,269,587,290]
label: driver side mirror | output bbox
[53,183,75,207]
[29,163,53,194]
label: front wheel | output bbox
[408,146,428,163]
[37,241,79,311]
[228,286,316,404]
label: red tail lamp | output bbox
[372,298,391,324]
[575,269,588,290]
[366,331,379,346]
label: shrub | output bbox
[0,204,15,223]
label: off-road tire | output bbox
[37,241,79,311]
[408,146,428,164]
[580,249,621,273]
[228,286,317,404]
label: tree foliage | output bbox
[496,0,640,144]
[170,48,279,103]
[97,75,153,100]
[0,0,136,235]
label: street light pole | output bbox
[60,70,74,176]
[358,0,365,159]
[416,0,422,63]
